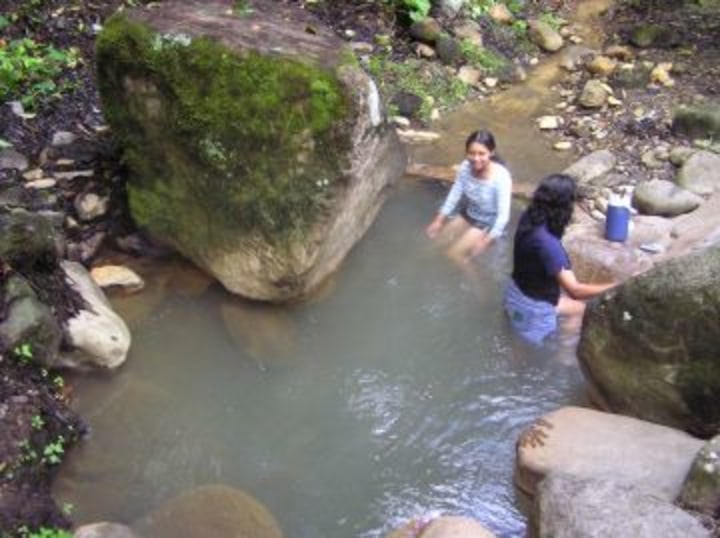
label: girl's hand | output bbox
[426,217,444,239]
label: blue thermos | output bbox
[605,194,631,242]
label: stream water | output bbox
[54,2,615,535]
[54,182,586,538]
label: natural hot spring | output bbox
[55,178,587,537]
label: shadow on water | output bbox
[55,180,588,538]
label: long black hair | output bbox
[465,129,506,166]
[520,173,576,238]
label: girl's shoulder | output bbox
[490,161,512,183]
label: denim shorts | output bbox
[503,279,557,345]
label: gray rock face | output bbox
[536,473,711,538]
[677,150,720,196]
[562,150,616,196]
[578,245,720,437]
[515,407,703,501]
[0,275,63,367]
[679,434,720,517]
[633,179,703,217]
[97,0,406,302]
[437,0,467,17]
[0,208,60,266]
[673,102,720,140]
[0,149,29,171]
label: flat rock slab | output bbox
[536,473,711,538]
[515,406,703,500]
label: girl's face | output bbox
[466,142,493,175]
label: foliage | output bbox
[460,39,507,72]
[13,343,33,365]
[31,414,45,430]
[394,0,432,21]
[42,435,65,465]
[366,53,470,121]
[233,0,254,16]
[16,527,73,538]
[0,37,79,110]
[467,0,525,19]
[538,11,564,30]
[97,15,351,245]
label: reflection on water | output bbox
[55,180,586,538]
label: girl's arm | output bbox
[557,269,616,300]
[427,164,466,238]
[487,168,512,240]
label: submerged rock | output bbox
[386,515,496,538]
[135,483,283,538]
[96,0,405,302]
[74,522,141,538]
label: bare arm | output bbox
[426,213,447,238]
[557,269,616,300]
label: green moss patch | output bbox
[96,15,351,249]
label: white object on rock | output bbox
[60,261,131,370]
[396,129,441,143]
[537,115,563,130]
[90,265,145,292]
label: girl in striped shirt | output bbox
[426,129,513,264]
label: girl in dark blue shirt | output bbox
[504,174,615,344]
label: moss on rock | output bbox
[96,14,352,250]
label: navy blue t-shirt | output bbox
[511,212,571,305]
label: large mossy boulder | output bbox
[577,245,720,437]
[96,0,406,302]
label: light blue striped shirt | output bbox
[439,160,512,239]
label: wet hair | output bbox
[521,173,576,238]
[465,129,506,166]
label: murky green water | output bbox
[55,179,586,537]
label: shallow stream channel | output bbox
[54,2,613,535]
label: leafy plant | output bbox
[19,440,38,464]
[13,343,33,364]
[460,39,507,72]
[396,0,431,21]
[17,527,73,538]
[233,0,254,16]
[538,11,564,30]
[31,414,45,430]
[42,436,65,465]
[366,53,470,121]
[0,38,80,109]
